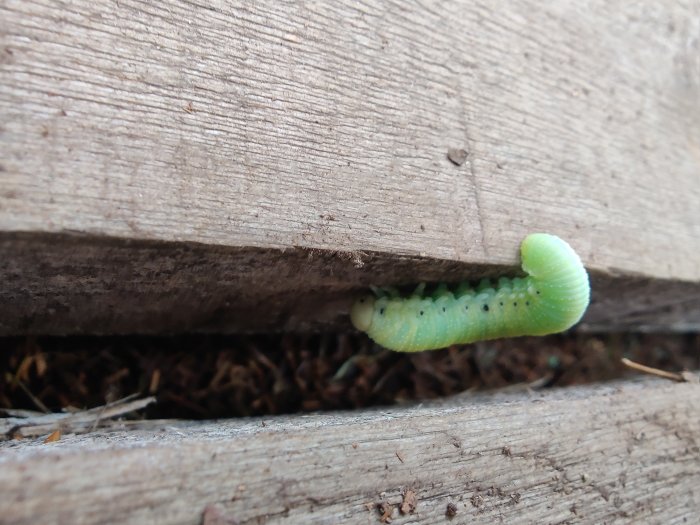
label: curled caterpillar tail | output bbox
[350,233,590,352]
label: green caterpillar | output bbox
[350,233,590,352]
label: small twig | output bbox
[620,358,697,383]
[0,408,47,418]
[86,393,140,433]
[90,403,108,433]
[483,374,555,395]
[15,379,50,414]
[526,374,555,390]
[2,395,156,439]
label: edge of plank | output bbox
[2,232,700,334]
[1,377,699,524]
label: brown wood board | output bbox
[1,377,699,524]
[2,1,699,334]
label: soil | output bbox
[0,333,698,419]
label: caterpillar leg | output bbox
[370,285,400,298]
[431,283,451,299]
[411,282,426,297]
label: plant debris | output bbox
[43,429,61,443]
[0,333,697,421]
[620,357,699,383]
[1,394,155,440]
[377,502,393,523]
[400,488,417,514]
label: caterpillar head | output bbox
[350,295,375,331]
[521,233,571,278]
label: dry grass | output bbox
[1,333,698,420]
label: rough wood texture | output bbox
[1,377,699,524]
[2,232,700,335]
[1,1,699,334]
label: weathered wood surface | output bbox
[1,1,700,334]
[1,377,699,524]
[2,233,700,335]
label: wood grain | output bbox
[2,232,700,335]
[1,377,699,524]
[1,1,699,333]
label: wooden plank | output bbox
[1,1,699,334]
[2,232,700,335]
[1,377,699,524]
